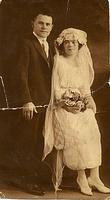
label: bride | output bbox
[43,28,110,196]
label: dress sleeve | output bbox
[79,45,94,97]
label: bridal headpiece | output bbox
[55,28,87,46]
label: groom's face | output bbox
[33,14,53,39]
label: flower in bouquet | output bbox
[55,89,87,113]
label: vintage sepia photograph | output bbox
[0,0,110,199]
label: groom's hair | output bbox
[32,6,54,22]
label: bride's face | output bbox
[63,39,79,56]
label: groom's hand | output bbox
[22,102,38,120]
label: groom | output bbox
[9,7,54,195]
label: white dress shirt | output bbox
[33,32,49,57]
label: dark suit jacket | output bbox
[16,34,54,107]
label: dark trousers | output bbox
[0,109,49,183]
[15,110,46,174]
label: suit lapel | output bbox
[31,34,49,64]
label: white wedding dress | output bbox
[43,48,102,189]
[53,55,101,170]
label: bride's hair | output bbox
[55,40,83,55]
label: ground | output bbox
[0,182,110,200]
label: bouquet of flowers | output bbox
[55,89,88,114]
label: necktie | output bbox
[41,40,48,57]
